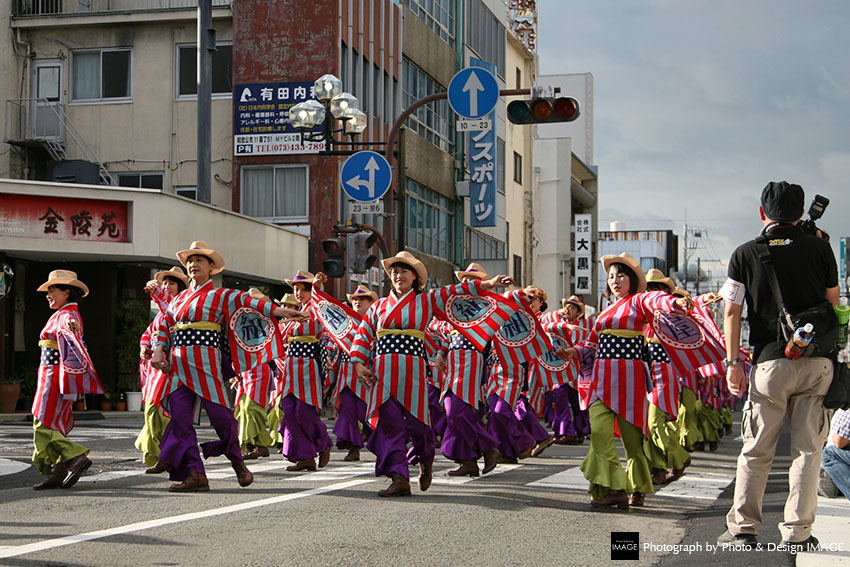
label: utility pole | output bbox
[696,257,701,295]
[196,0,214,204]
[683,209,689,293]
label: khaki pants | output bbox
[726,357,832,542]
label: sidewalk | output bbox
[797,495,850,565]
[0,411,143,423]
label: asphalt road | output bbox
[0,412,842,566]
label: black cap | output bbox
[761,181,804,222]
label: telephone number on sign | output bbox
[235,142,325,155]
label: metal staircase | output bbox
[3,98,115,185]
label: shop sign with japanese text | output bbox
[234,82,326,155]
[574,214,592,293]
[0,193,129,243]
[467,58,498,228]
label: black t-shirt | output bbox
[728,224,838,363]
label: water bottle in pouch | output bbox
[785,323,815,360]
[835,297,850,346]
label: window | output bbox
[465,227,506,261]
[513,254,522,285]
[465,1,506,78]
[115,172,164,190]
[71,48,132,102]
[241,165,309,222]
[513,152,522,185]
[177,43,233,98]
[406,180,456,262]
[403,0,456,48]
[402,58,455,152]
[175,186,198,200]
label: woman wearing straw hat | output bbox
[329,283,377,462]
[563,253,691,509]
[643,270,692,485]
[150,241,304,492]
[135,267,189,474]
[351,251,512,497]
[276,270,334,472]
[267,292,301,447]
[434,263,502,478]
[31,270,105,490]
[231,288,280,461]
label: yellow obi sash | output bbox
[173,322,221,332]
[377,329,425,340]
[288,335,319,343]
[38,339,59,350]
[599,329,645,341]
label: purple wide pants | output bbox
[279,394,333,462]
[441,390,499,462]
[550,384,578,437]
[568,384,591,436]
[486,394,535,459]
[543,389,556,427]
[428,383,447,440]
[333,387,368,450]
[514,395,551,443]
[367,397,434,480]
[158,385,243,482]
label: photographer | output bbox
[716,181,838,552]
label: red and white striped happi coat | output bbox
[139,313,170,407]
[236,363,274,406]
[679,370,701,394]
[577,292,679,435]
[329,344,370,409]
[278,308,325,409]
[156,280,275,409]
[33,304,102,435]
[432,319,487,408]
[646,327,680,418]
[351,280,480,428]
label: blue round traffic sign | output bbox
[448,67,499,119]
[341,151,392,202]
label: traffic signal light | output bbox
[506,97,580,125]
[322,237,346,278]
[348,232,378,274]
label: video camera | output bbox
[798,194,830,241]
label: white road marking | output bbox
[527,465,734,501]
[431,463,522,485]
[0,476,373,559]
[0,458,30,476]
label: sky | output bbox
[536,0,850,287]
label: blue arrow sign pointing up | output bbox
[448,67,499,120]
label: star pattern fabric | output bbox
[597,334,648,361]
[376,334,426,359]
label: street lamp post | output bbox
[289,74,384,156]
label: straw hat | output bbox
[454,262,489,281]
[154,266,190,288]
[176,241,225,275]
[671,287,691,298]
[285,270,314,287]
[645,268,675,293]
[248,287,272,303]
[381,251,428,290]
[37,269,89,297]
[561,295,585,316]
[600,252,647,294]
[275,293,301,308]
[347,285,379,303]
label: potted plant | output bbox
[115,392,127,411]
[100,391,113,411]
[0,376,21,414]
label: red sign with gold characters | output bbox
[0,193,129,243]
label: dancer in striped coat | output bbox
[352,251,511,497]
[437,263,501,477]
[565,253,691,509]
[329,284,376,462]
[151,241,303,491]
[136,267,188,474]
[232,288,278,461]
[277,270,333,472]
[643,270,692,486]
[547,295,591,445]
[31,270,104,490]
[267,293,301,446]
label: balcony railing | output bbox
[13,0,230,18]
